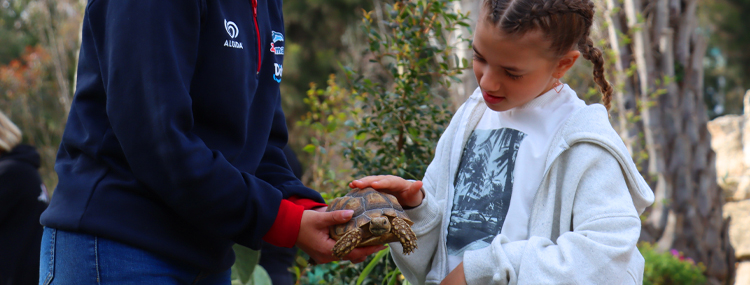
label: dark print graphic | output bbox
[446,128,526,256]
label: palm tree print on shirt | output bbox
[446,128,526,256]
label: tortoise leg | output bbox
[333,228,363,258]
[392,217,418,255]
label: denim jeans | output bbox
[39,227,231,285]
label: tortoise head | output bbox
[369,216,391,236]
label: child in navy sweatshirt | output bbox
[40,0,381,283]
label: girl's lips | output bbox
[483,91,505,104]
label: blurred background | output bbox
[1,0,749,284]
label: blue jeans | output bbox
[39,227,231,285]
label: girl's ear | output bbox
[553,50,581,78]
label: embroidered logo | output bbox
[223,19,243,49]
[273,63,283,83]
[271,31,284,42]
[269,30,284,55]
[225,19,239,38]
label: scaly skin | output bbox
[392,217,418,254]
[333,227,363,258]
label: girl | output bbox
[350,0,655,284]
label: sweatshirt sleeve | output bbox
[254,98,324,203]
[462,143,642,284]
[94,0,293,248]
[261,197,327,248]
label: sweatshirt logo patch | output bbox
[223,19,243,49]
[269,31,284,55]
[225,19,239,38]
[273,63,283,82]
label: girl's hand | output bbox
[440,262,467,285]
[349,175,424,208]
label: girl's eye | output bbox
[506,70,523,80]
[473,54,486,62]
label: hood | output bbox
[548,104,656,214]
[0,144,41,169]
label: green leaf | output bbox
[250,266,272,285]
[386,268,401,285]
[230,244,260,285]
[303,144,316,154]
[356,249,389,285]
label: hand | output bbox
[296,209,386,264]
[440,262,467,285]
[312,206,328,212]
[350,175,424,208]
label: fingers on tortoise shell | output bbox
[392,217,417,255]
[332,228,363,258]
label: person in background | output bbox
[0,110,48,285]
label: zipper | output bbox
[252,0,261,74]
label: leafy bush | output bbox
[639,242,707,285]
[292,0,471,283]
[343,0,471,180]
[297,75,356,197]
[294,246,408,285]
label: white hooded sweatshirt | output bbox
[389,87,655,285]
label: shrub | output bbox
[293,0,471,283]
[343,0,471,180]
[639,242,707,285]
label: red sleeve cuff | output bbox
[262,199,304,248]
[288,196,328,210]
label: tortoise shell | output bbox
[327,187,414,246]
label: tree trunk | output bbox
[449,0,480,110]
[606,0,736,283]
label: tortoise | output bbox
[327,187,418,258]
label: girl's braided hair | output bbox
[484,0,613,110]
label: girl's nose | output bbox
[479,69,501,93]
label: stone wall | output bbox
[707,90,750,285]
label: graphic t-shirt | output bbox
[446,84,586,270]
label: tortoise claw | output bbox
[333,228,362,258]
[392,217,417,255]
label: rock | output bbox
[723,200,750,259]
[736,261,750,285]
[707,115,746,200]
[736,178,750,201]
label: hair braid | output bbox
[578,35,613,110]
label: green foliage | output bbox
[638,243,707,285]
[297,75,356,195]
[293,0,470,283]
[699,0,750,117]
[343,0,471,180]
[280,0,371,144]
[230,245,272,285]
[294,247,404,285]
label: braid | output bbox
[498,0,593,34]
[579,35,613,110]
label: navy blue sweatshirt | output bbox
[40,0,324,273]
